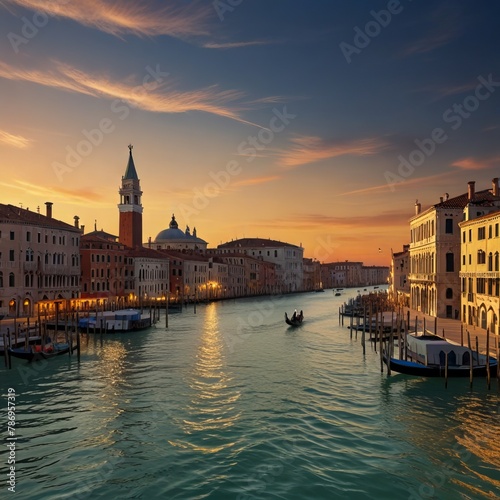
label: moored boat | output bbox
[8,342,73,362]
[78,309,152,333]
[383,333,498,377]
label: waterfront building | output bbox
[128,247,169,301]
[459,180,500,332]
[159,250,208,300]
[303,258,322,291]
[152,214,208,252]
[409,180,500,319]
[389,244,410,307]
[361,266,390,286]
[216,238,304,293]
[80,232,132,308]
[118,145,143,249]
[0,202,81,317]
[207,257,229,300]
[215,254,246,298]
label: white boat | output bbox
[78,309,151,333]
[384,333,497,377]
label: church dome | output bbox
[154,214,207,248]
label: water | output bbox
[1,288,499,499]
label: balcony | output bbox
[409,273,436,282]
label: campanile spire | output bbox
[118,145,143,248]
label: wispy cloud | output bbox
[0,129,32,149]
[0,179,106,205]
[451,156,500,170]
[203,40,271,49]
[0,60,269,127]
[277,135,388,168]
[338,171,453,196]
[3,0,210,38]
[233,175,280,187]
[401,2,462,57]
[257,210,411,230]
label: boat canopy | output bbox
[408,335,473,367]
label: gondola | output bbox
[383,333,498,377]
[8,342,72,362]
[285,310,303,326]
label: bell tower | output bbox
[118,144,143,248]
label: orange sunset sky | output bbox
[1,1,499,266]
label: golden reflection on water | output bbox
[174,303,241,453]
[87,341,129,448]
[454,399,500,492]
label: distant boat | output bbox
[383,333,498,377]
[315,288,325,293]
[334,292,341,296]
[285,310,303,327]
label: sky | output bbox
[1,0,499,266]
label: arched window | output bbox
[0,271,3,288]
[9,273,15,287]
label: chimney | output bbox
[467,181,475,200]
[440,196,443,203]
[81,225,85,234]
[415,199,421,215]
[492,178,499,197]
[45,201,53,218]
[74,215,80,229]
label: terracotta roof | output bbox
[218,237,301,249]
[156,249,208,262]
[0,204,80,232]
[83,230,118,241]
[127,247,169,260]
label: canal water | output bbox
[1,287,499,499]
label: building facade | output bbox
[410,180,500,319]
[0,202,81,317]
[217,238,304,293]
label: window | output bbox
[10,231,14,240]
[496,224,499,237]
[478,227,486,240]
[445,218,453,234]
[469,229,472,242]
[489,226,493,238]
[446,252,454,272]
[0,272,3,287]
[26,231,31,242]
[9,250,14,262]
[462,231,466,243]
[488,253,493,271]
[477,250,486,264]
[9,273,15,287]
[446,288,453,299]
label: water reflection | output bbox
[175,303,241,453]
